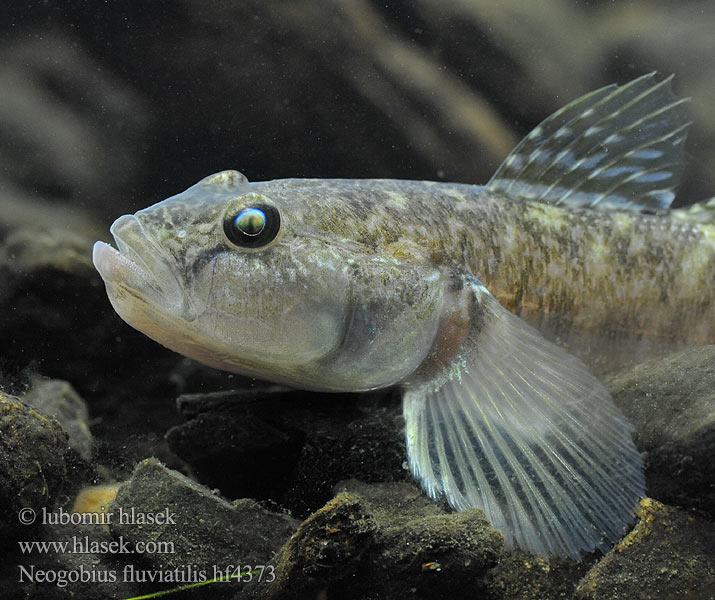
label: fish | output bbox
[92,74,715,559]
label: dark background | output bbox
[1,0,714,464]
[0,7,713,597]
[1,0,714,236]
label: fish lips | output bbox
[93,214,189,319]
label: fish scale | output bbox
[93,74,713,559]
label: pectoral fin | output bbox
[402,276,644,558]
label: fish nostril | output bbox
[109,215,143,251]
[107,214,158,274]
[105,212,189,317]
[109,214,142,238]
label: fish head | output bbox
[93,171,446,391]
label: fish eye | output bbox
[234,208,266,236]
[223,203,281,248]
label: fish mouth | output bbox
[92,214,188,317]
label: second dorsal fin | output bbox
[486,73,690,213]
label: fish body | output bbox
[188,176,714,371]
[93,74,711,558]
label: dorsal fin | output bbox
[486,73,690,212]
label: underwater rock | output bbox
[339,480,504,600]
[608,346,715,517]
[0,226,97,276]
[0,179,103,240]
[0,225,108,386]
[109,458,298,580]
[484,552,593,600]
[254,479,503,600]
[72,483,120,516]
[166,388,306,502]
[0,222,188,447]
[15,522,136,600]
[0,393,72,549]
[574,498,715,600]
[22,377,93,461]
[252,491,378,600]
[167,388,406,517]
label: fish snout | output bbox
[97,213,188,315]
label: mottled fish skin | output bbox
[93,74,709,559]
[136,176,715,359]
[246,177,715,372]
